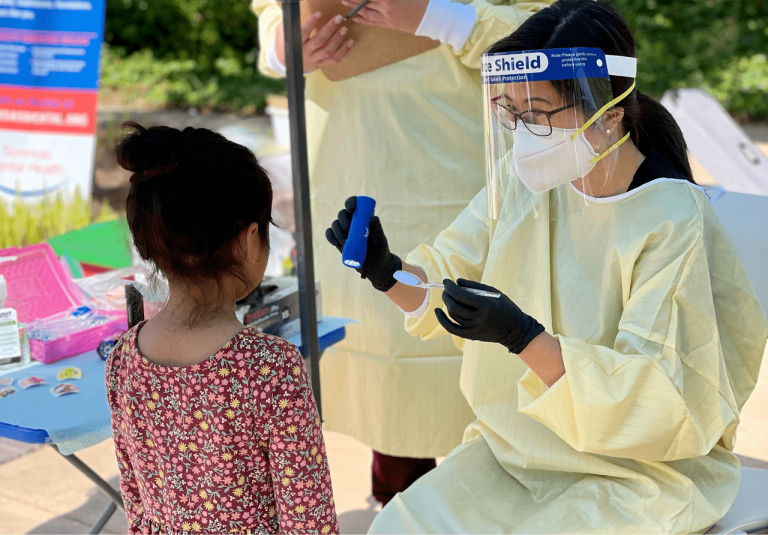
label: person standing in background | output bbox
[251,0,551,506]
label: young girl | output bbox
[106,123,338,535]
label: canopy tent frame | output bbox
[278,0,323,417]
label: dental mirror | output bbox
[393,270,501,298]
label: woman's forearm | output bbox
[518,332,565,387]
[384,261,429,313]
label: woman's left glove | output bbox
[435,279,545,354]
[326,196,402,292]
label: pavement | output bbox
[0,431,379,535]
[0,112,766,534]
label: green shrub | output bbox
[99,45,284,111]
[101,0,284,111]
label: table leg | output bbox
[52,445,124,509]
[88,502,117,535]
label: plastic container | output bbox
[28,306,128,364]
[0,243,85,323]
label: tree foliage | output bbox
[615,0,768,120]
[105,0,258,67]
[102,0,768,118]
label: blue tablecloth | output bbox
[0,317,352,454]
[0,352,111,453]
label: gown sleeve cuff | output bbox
[402,246,460,346]
[517,341,574,431]
[268,41,315,77]
[415,0,477,51]
[267,40,288,78]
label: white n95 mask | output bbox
[511,125,600,194]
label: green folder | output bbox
[47,219,133,271]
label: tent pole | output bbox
[279,0,322,418]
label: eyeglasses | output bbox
[490,96,576,136]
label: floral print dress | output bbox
[106,321,339,535]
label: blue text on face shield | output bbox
[481,52,548,75]
[495,55,541,72]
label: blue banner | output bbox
[0,1,105,201]
[0,2,105,90]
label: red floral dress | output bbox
[105,322,339,535]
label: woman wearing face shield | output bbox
[327,0,767,533]
[252,0,553,506]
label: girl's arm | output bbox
[105,340,146,533]
[266,339,339,534]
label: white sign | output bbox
[0,129,94,200]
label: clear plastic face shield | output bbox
[482,47,637,220]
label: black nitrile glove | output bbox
[435,278,545,354]
[325,196,402,292]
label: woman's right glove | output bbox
[326,196,402,292]
[435,279,545,354]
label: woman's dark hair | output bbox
[488,0,694,182]
[117,122,273,325]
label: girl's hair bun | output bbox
[116,121,187,184]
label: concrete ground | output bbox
[0,431,379,535]
[0,114,766,534]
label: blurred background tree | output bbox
[100,0,284,112]
[99,0,767,119]
[618,0,768,121]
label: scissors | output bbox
[344,0,371,19]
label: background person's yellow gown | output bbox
[369,180,767,533]
[252,0,550,458]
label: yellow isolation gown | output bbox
[251,0,550,457]
[369,179,768,533]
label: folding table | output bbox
[0,316,350,533]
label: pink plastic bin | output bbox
[0,243,85,323]
[28,307,128,364]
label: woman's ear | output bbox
[602,107,625,133]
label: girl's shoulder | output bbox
[104,323,143,388]
[225,328,304,370]
[106,323,141,365]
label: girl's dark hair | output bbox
[117,122,273,325]
[488,0,694,182]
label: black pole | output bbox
[279,0,322,418]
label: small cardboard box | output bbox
[236,277,322,339]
